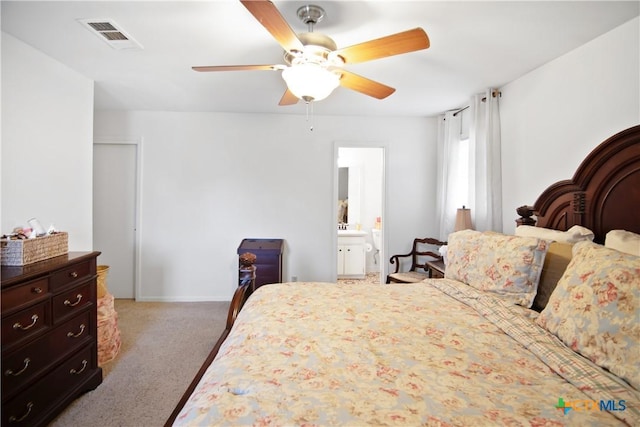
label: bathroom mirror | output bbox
[338,167,348,223]
[337,165,361,226]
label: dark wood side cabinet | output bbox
[237,239,284,289]
[1,251,102,426]
[426,259,446,279]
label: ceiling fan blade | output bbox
[279,88,299,106]
[192,65,284,72]
[338,70,396,100]
[333,28,430,64]
[240,0,304,53]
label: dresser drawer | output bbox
[2,312,91,401]
[2,345,95,426]
[50,260,92,291]
[2,335,52,401]
[52,281,93,324]
[2,302,50,350]
[1,279,49,315]
[50,310,93,355]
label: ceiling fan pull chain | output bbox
[306,101,315,131]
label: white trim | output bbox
[93,137,143,301]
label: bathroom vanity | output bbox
[337,230,367,279]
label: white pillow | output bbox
[438,245,448,265]
[515,225,594,243]
[605,230,640,256]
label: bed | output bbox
[166,125,640,426]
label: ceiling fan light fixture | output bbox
[282,64,340,103]
[194,1,430,106]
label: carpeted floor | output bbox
[48,299,229,427]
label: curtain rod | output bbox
[451,90,502,117]
[452,105,469,117]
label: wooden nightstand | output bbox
[426,259,445,279]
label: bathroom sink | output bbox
[338,229,368,237]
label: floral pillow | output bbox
[445,230,549,307]
[536,241,640,390]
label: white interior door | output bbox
[93,142,137,299]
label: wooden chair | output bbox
[386,237,447,283]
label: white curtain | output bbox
[469,88,502,232]
[435,111,464,241]
[436,88,502,240]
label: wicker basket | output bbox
[97,265,110,298]
[0,232,68,266]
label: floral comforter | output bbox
[174,281,639,426]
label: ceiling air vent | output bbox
[78,19,143,50]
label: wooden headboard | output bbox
[516,124,640,243]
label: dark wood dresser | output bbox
[1,251,102,426]
[237,239,284,289]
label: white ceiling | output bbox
[2,1,638,117]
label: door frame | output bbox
[93,137,143,300]
[332,141,387,284]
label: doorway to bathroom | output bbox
[335,145,385,284]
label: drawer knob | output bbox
[4,358,31,377]
[31,287,43,294]
[13,314,38,331]
[8,401,33,423]
[70,359,88,375]
[69,271,79,278]
[64,294,83,307]
[67,323,86,338]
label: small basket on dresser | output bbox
[0,232,68,266]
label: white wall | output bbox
[94,111,438,300]
[1,33,94,250]
[500,17,640,234]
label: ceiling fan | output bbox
[193,0,430,105]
